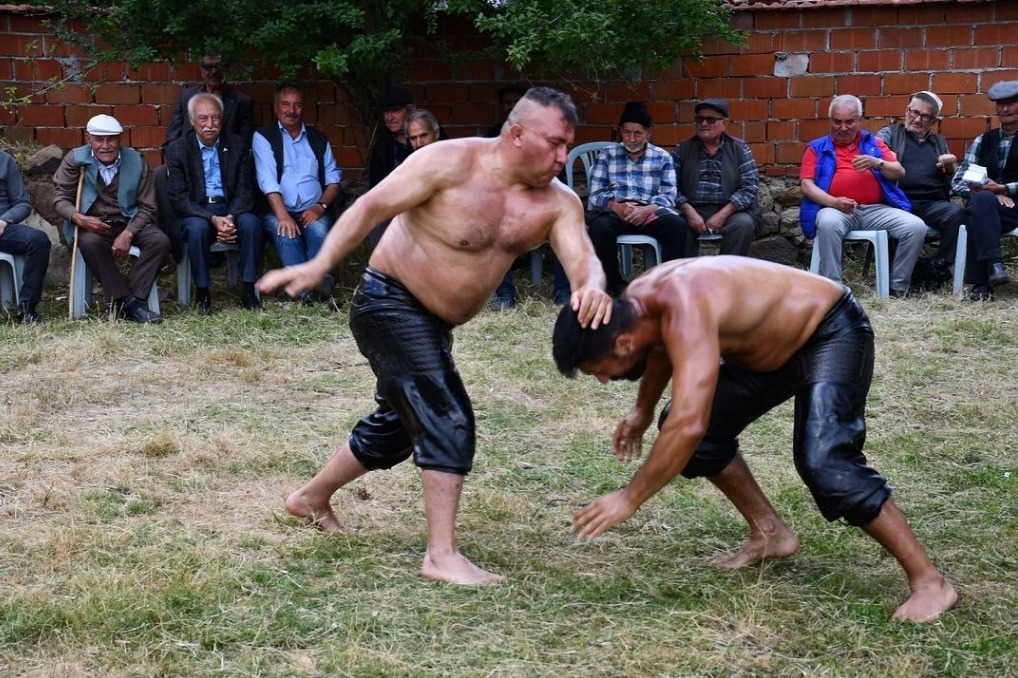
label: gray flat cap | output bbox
[987,80,1018,101]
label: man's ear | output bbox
[509,123,524,146]
[613,332,635,357]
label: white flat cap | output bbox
[86,114,124,135]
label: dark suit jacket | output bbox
[165,132,256,221]
[163,85,255,148]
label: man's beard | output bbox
[612,347,652,382]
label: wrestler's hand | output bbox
[572,490,637,540]
[258,261,325,298]
[571,286,612,330]
[612,408,653,462]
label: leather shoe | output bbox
[987,262,1009,288]
[196,297,213,316]
[969,285,994,301]
[241,294,261,311]
[889,288,908,299]
[123,302,163,324]
[16,302,40,325]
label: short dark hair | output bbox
[520,87,578,129]
[274,83,303,105]
[552,299,637,377]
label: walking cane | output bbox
[67,171,85,320]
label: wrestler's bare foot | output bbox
[892,575,958,622]
[712,526,800,568]
[422,550,504,586]
[285,489,350,533]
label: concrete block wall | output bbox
[3,1,1017,182]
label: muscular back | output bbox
[628,257,846,372]
[369,137,580,324]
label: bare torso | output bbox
[627,256,846,371]
[368,137,576,325]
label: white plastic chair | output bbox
[0,251,25,311]
[71,245,160,318]
[176,241,243,307]
[809,230,890,299]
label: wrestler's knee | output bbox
[413,416,475,475]
[795,441,890,526]
[348,409,414,471]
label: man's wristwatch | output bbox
[877,160,885,170]
[317,202,328,211]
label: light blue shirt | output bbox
[253,123,342,212]
[198,137,224,198]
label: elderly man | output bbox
[366,86,416,249]
[53,114,170,322]
[406,109,441,151]
[950,80,1018,301]
[166,93,262,314]
[586,101,687,296]
[671,98,759,256]
[254,83,343,307]
[1,150,50,324]
[552,257,957,623]
[259,87,612,586]
[801,95,927,298]
[163,53,254,148]
[876,91,962,278]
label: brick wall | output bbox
[3,1,1017,181]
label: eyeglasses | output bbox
[694,116,723,125]
[906,107,936,122]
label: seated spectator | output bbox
[0,149,50,324]
[671,98,759,256]
[366,86,415,250]
[406,109,441,151]
[253,84,343,308]
[53,114,170,323]
[166,93,262,314]
[584,101,687,296]
[876,91,963,278]
[800,95,926,297]
[163,53,254,149]
[950,80,1018,301]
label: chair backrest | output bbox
[565,141,612,191]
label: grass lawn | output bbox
[1,258,1016,677]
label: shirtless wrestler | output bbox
[552,257,957,622]
[259,87,612,585]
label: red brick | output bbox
[46,84,95,105]
[731,54,775,77]
[0,107,15,127]
[3,125,34,144]
[141,83,182,106]
[82,63,118,83]
[974,23,1018,46]
[0,58,12,81]
[925,25,973,48]
[932,72,979,94]
[423,82,469,105]
[126,62,173,81]
[448,103,496,126]
[877,27,925,49]
[853,7,901,27]
[586,103,623,126]
[857,50,903,73]
[700,34,737,57]
[95,83,141,105]
[939,117,991,141]
[734,98,768,122]
[776,30,825,53]
[776,141,807,164]
[112,105,159,127]
[729,11,753,31]
[831,28,877,51]
[958,94,997,117]
[653,80,696,101]
[748,142,774,166]
[34,126,83,149]
[14,58,63,82]
[836,75,881,97]
[125,126,165,149]
[884,74,932,96]
[741,121,766,143]
[766,120,797,143]
[0,34,45,58]
[755,11,801,31]
[698,78,741,99]
[16,104,65,126]
[685,56,730,79]
[802,8,846,29]
[651,127,681,148]
[865,96,909,118]
[953,47,1001,71]
[743,77,786,99]
[800,120,830,142]
[773,97,817,120]
[981,71,1018,95]
[905,50,951,72]
[809,52,853,74]
[9,13,58,33]
[65,105,112,128]
[998,2,1018,20]
[789,77,834,99]
[901,4,948,24]
[140,150,161,168]
[742,32,774,54]
[606,82,652,103]
[946,4,994,23]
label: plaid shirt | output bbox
[673,136,759,210]
[951,128,1018,198]
[587,143,677,210]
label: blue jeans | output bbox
[0,222,51,305]
[181,203,262,287]
[262,211,331,267]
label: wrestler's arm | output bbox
[258,143,462,296]
[612,347,672,462]
[573,291,721,539]
[547,185,612,328]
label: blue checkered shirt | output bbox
[587,143,677,210]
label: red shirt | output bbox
[800,134,898,205]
